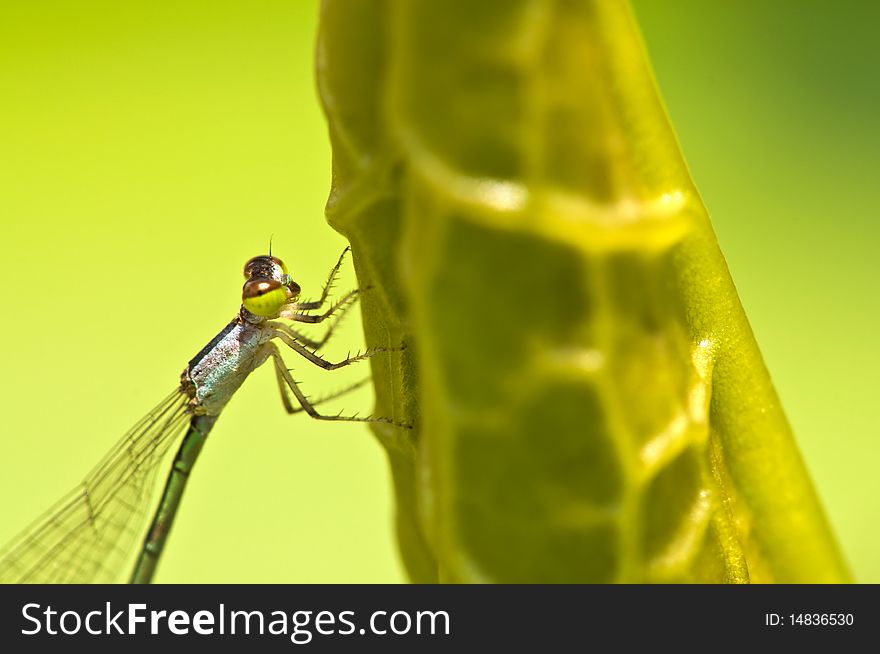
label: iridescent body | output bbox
[0,249,395,584]
[187,317,271,416]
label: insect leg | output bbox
[269,291,358,350]
[288,246,350,311]
[280,289,359,325]
[269,346,397,424]
[272,329,401,371]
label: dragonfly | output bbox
[0,247,400,584]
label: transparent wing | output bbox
[0,390,190,583]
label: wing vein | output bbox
[0,390,191,583]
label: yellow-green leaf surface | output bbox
[317,0,850,582]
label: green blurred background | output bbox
[0,1,875,582]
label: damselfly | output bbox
[0,248,399,583]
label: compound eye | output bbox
[242,277,287,316]
[270,256,289,274]
[243,255,287,279]
[243,256,265,279]
[286,279,301,300]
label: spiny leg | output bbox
[270,347,399,425]
[288,246,350,311]
[280,288,359,325]
[272,328,402,371]
[269,289,358,351]
[273,364,371,415]
[270,325,323,353]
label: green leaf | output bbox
[316,0,850,582]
